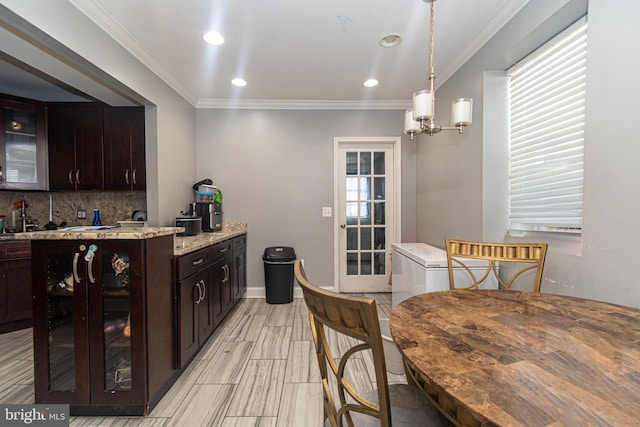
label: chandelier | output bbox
[404,0,473,140]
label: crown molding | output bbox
[70,0,198,106]
[437,0,530,85]
[196,98,411,110]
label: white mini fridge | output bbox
[391,242,498,308]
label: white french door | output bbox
[335,137,400,293]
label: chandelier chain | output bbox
[429,0,435,82]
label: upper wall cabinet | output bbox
[103,107,145,191]
[0,96,48,190]
[48,106,104,191]
[48,105,146,191]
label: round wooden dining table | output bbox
[389,289,640,427]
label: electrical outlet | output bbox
[77,209,86,219]
[322,207,332,217]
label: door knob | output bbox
[340,224,346,229]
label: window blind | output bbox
[507,16,587,233]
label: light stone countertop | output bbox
[10,226,183,240]
[4,222,248,256]
[174,223,248,256]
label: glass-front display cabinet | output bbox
[0,96,48,190]
[31,235,176,415]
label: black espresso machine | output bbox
[193,179,222,232]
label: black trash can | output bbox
[263,246,297,304]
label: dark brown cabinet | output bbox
[176,236,243,368]
[232,234,247,303]
[31,235,176,415]
[214,241,234,321]
[103,107,145,190]
[0,240,32,333]
[48,106,104,191]
[0,96,48,190]
[177,246,219,367]
[48,105,146,191]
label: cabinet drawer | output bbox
[0,240,31,259]
[210,240,232,261]
[232,234,246,249]
[177,247,213,280]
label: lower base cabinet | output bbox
[0,240,32,333]
[31,235,176,415]
[176,234,245,368]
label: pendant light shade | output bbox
[404,110,422,137]
[451,98,473,127]
[413,90,434,121]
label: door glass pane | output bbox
[374,177,385,200]
[346,177,358,201]
[360,227,371,251]
[102,250,132,392]
[374,227,385,250]
[374,152,385,175]
[360,202,371,225]
[346,228,358,250]
[346,202,358,225]
[45,250,77,391]
[360,177,371,201]
[361,253,372,275]
[374,252,386,275]
[347,253,358,275]
[346,152,358,175]
[359,152,371,175]
[374,202,385,225]
[4,107,38,183]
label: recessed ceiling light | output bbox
[203,32,225,45]
[363,79,379,88]
[379,34,402,48]
[231,78,247,87]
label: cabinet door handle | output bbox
[132,169,137,185]
[125,169,130,185]
[199,279,206,303]
[73,252,81,283]
[219,248,229,254]
[192,258,204,266]
[87,252,96,284]
[194,281,202,304]
[76,169,80,185]
[222,265,229,283]
[68,169,74,185]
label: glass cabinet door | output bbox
[100,248,132,393]
[0,99,48,190]
[37,241,90,403]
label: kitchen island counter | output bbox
[12,226,182,240]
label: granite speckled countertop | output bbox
[174,223,248,256]
[10,226,183,241]
[3,222,248,257]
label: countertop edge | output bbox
[174,224,248,256]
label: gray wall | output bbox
[196,109,416,289]
[1,0,198,227]
[417,0,640,308]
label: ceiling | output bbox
[1,0,530,108]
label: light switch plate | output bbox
[322,207,332,217]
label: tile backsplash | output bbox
[0,191,146,231]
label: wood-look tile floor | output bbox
[0,294,405,426]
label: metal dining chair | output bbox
[445,238,548,292]
[294,260,452,427]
